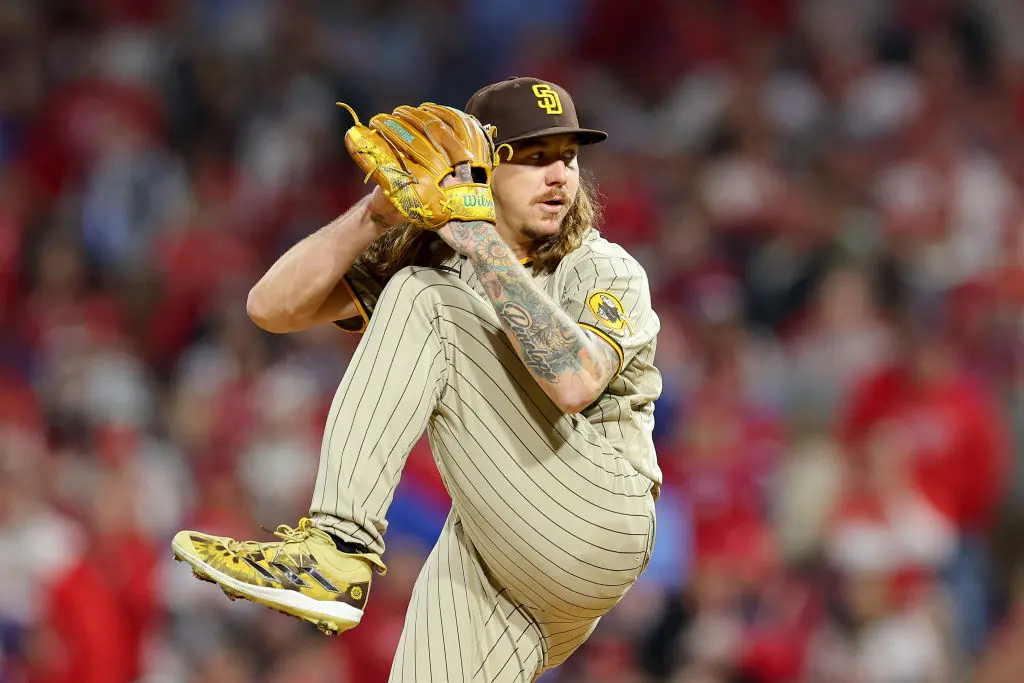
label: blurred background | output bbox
[0,0,1022,682]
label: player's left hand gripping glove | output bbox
[338,102,498,231]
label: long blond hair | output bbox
[360,175,602,278]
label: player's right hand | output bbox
[367,186,405,232]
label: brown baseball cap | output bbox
[465,77,608,147]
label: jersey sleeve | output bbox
[333,260,389,333]
[560,252,659,376]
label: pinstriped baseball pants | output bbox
[309,267,657,682]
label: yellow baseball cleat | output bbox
[171,518,386,636]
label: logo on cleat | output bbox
[350,585,363,601]
[271,562,310,588]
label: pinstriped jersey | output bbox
[337,228,663,486]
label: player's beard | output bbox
[521,222,557,240]
[520,208,568,241]
[516,190,573,240]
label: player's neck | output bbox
[493,222,534,260]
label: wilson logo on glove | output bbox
[459,191,494,209]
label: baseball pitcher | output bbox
[172,77,662,682]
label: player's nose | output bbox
[544,160,569,186]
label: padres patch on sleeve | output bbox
[586,290,634,333]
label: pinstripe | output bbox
[443,358,649,502]
[357,343,441,506]
[341,276,441,491]
[393,612,408,682]
[433,425,645,586]
[437,391,651,546]
[475,621,513,678]
[427,554,436,683]
[540,622,594,639]
[482,595,503,627]
[438,312,647,484]
[328,274,406,498]
[438,316,647,487]
[349,330,434,487]
[489,618,536,683]
[403,572,414,683]
[624,267,636,316]
[439,529,457,683]
[365,386,435,515]
[314,271,418,511]
[432,433,608,621]
[432,430,606,617]
[545,627,594,653]
[452,527,469,683]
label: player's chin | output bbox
[524,207,565,236]
[522,218,563,241]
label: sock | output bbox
[329,534,371,556]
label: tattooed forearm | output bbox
[498,298,580,383]
[445,219,617,398]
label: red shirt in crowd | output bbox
[27,560,135,683]
[664,397,784,565]
[840,365,1009,532]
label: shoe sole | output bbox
[171,539,363,636]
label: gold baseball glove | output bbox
[339,102,498,231]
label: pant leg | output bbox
[309,266,452,554]
[389,511,545,683]
[309,266,657,670]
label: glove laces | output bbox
[336,101,418,186]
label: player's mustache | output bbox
[533,191,571,205]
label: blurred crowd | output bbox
[0,0,1022,682]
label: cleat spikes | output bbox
[191,569,215,584]
[316,621,340,637]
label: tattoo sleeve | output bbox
[449,220,620,402]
